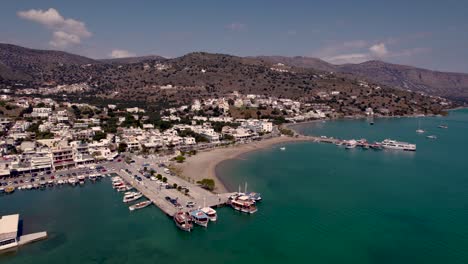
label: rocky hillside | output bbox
[257,56,468,102]
[0,44,453,115]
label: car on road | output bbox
[186,201,196,208]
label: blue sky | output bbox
[1,0,467,72]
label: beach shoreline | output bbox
[173,135,316,193]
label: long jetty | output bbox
[117,169,236,217]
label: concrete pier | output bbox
[17,232,48,246]
[117,170,236,217]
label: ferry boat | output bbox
[190,209,209,227]
[228,195,258,214]
[123,192,143,203]
[173,211,193,232]
[200,207,217,222]
[380,139,416,151]
[129,200,152,211]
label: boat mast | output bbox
[244,182,247,194]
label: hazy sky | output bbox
[1,0,467,72]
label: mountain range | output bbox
[0,43,463,116]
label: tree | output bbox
[177,186,182,192]
[197,178,215,191]
[156,174,162,180]
[162,177,167,183]
[150,169,155,176]
[93,131,107,141]
[118,142,127,153]
[174,155,186,163]
[173,183,178,189]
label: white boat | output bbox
[345,139,357,149]
[77,175,85,185]
[26,184,33,190]
[427,135,437,139]
[280,147,286,151]
[123,192,143,203]
[438,124,448,129]
[68,178,77,185]
[380,139,416,151]
[416,120,425,134]
[228,195,258,214]
[173,211,193,232]
[117,186,127,192]
[201,207,217,222]
[190,209,209,227]
[129,200,152,211]
[57,179,64,185]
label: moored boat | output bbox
[5,186,15,194]
[190,209,209,227]
[123,192,143,203]
[247,192,262,202]
[173,211,193,232]
[68,177,77,186]
[228,195,258,214]
[200,207,217,222]
[380,139,416,151]
[129,200,152,211]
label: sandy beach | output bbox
[174,135,315,193]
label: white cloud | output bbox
[109,49,136,58]
[226,22,246,31]
[369,43,388,57]
[17,8,92,48]
[325,53,371,64]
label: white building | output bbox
[0,214,19,251]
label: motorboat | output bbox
[190,209,209,227]
[129,200,152,211]
[123,192,143,203]
[200,207,217,222]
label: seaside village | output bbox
[0,86,445,242]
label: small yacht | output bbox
[280,147,286,151]
[117,185,127,192]
[416,120,425,134]
[190,209,209,227]
[345,139,357,149]
[123,192,143,203]
[438,124,448,129]
[200,207,217,222]
[57,179,64,185]
[173,211,193,232]
[26,184,33,190]
[47,180,54,187]
[129,200,152,211]
[427,135,437,139]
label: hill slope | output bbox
[257,56,468,101]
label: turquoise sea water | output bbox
[2,109,468,263]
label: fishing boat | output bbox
[123,192,143,203]
[190,209,209,227]
[200,207,217,222]
[173,211,193,232]
[228,195,258,214]
[5,186,15,194]
[129,200,152,211]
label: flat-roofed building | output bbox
[0,214,19,251]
